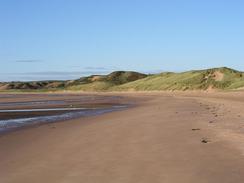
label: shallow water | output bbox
[0,100,66,107]
[0,105,127,133]
[0,95,122,107]
[0,108,88,113]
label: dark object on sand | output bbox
[192,128,200,131]
[201,138,210,143]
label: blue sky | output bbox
[0,0,243,81]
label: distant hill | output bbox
[1,67,244,92]
[0,71,147,92]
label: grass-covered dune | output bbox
[65,71,147,91]
[117,67,244,91]
[0,71,147,92]
[1,67,244,92]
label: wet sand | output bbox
[1,92,244,183]
[0,94,129,133]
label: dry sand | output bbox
[1,92,244,183]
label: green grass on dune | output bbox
[0,71,147,92]
[115,71,206,91]
[66,81,114,91]
[2,67,244,92]
[115,67,244,91]
[65,71,147,91]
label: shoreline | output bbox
[0,93,134,135]
[1,92,244,182]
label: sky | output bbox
[0,0,243,81]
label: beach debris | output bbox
[201,138,210,143]
[192,128,201,131]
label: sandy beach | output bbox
[1,92,244,183]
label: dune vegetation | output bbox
[116,67,244,91]
[0,71,147,92]
[1,67,244,92]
